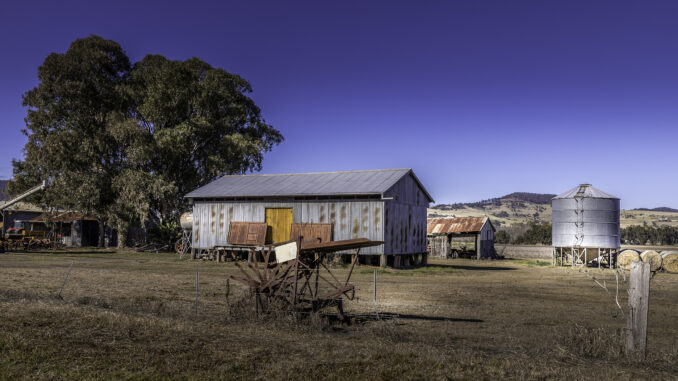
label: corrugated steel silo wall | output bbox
[192,200,384,254]
[552,198,620,248]
[382,174,428,255]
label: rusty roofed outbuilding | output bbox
[184,169,434,268]
[427,217,496,259]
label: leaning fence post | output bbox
[373,269,380,319]
[627,261,650,358]
[58,260,74,299]
[195,264,199,314]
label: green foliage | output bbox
[148,221,181,244]
[495,230,510,244]
[512,223,552,245]
[129,54,282,220]
[11,36,134,244]
[621,225,678,245]
[10,35,283,246]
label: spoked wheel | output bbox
[231,240,360,318]
[175,239,185,254]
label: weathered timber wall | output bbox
[383,173,428,255]
[192,200,385,254]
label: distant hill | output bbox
[0,180,8,201]
[433,192,556,211]
[500,192,557,205]
[633,207,678,213]
[429,192,678,230]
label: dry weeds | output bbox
[0,251,677,380]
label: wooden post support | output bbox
[476,234,481,260]
[190,247,196,260]
[627,260,650,358]
[379,254,387,268]
[393,255,401,269]
[422,252,428,266]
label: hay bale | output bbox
[640,250,663,271]
[617,250,640,270]
[661,251,678,273]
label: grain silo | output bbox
[551,184,620,267]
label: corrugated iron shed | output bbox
[427,217,493,235]
[185,168,434,202]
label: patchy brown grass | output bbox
[0,251,677,380]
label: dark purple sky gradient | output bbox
[1,1,677,208]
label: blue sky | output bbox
[1,1,677,208]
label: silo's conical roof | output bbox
[552,184,620,200]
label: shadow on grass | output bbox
[348,312,483,324]
[426,263,516,271]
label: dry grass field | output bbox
[1,250,677,380]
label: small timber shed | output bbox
[427,217,495,259]
[185,169,434,268]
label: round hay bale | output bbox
[640,250,663,271]
[617,250,640,270]
[661,251,678,273]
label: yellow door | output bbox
[265,208,293,244]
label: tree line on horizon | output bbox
[9,36,283,247]
[495,223,678,246]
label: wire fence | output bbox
[0,256,449,323]
[0,254,650,326]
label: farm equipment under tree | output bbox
[1,180,50,253]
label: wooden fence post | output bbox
[627,261,650,357]
[373,269,380,319]
[195,264,199,314]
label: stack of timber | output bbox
[661,251,678,273]
[640,250,663,271]
[617,249,641,270]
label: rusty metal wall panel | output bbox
[290,223,332,244]
[228,221,267,245]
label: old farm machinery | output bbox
[231,237,383,318]
[1,180,49,253]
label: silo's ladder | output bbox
[573,186,586,248]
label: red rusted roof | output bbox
[427,217,491,235]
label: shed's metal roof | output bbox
[427,217,493,235]
[552,184,619,200]
[185,168,434,202]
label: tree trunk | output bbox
[98,220,105,248]
[118,227,128,249]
